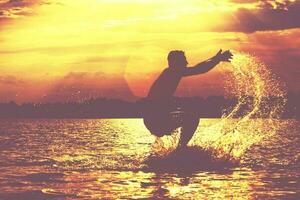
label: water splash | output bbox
[149,129,181,158]
[190,52,287,162]
[150,52,288,163]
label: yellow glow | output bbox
[0,0,243,80]
[2,0,291,102]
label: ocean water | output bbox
[0,118,299,200]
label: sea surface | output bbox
[0,119,299,199]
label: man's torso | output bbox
[147,68,183,100]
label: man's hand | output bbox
[214,49,233,62]
[183,49,233,76]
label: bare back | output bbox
[147,68,183,100]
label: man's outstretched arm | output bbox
[183,50,232,76]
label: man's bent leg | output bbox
[178,114,199,148]
[144,114,180,137]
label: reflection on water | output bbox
[0,119,299,199]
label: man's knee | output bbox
[182,113,199,125]
[143,117,177,137]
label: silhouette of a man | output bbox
[143,49,233,149]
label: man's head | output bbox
[167,50,188,69]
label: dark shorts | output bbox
[143,109,200,137]
[141,98,199,137]
[143,112,181,137]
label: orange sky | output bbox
[0,0,299,103]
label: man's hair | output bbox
[167,50,185,67]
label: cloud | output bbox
[235,28,300,91]
[0,74,45,103]
[0,0,38,20]
[230,0,257,3]
[41,72,137,102]
[0,0,61,21]
[221,1,300,32]
[0,75,25,85]
[0,72,138,103]
[83,56,128,63]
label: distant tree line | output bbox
[0,92,299,119]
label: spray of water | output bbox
[190,52,287,162]
[152,52,287,162]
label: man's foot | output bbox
[175,143,188,153]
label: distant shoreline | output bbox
[0,93,299,119]
[0,117,298,120]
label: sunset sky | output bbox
[0,0,299,103]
